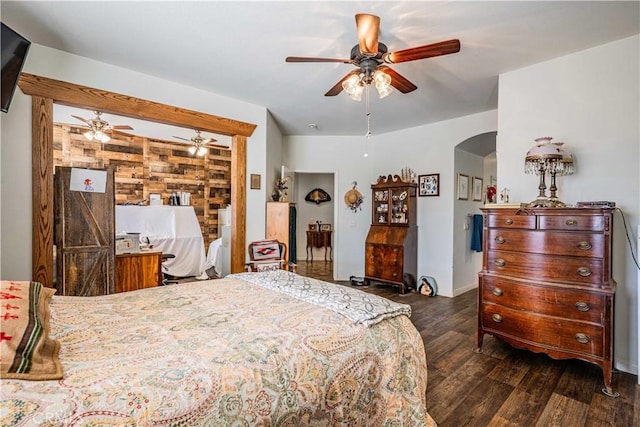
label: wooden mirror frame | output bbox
[18,73,256,287]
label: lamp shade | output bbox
[553,142,575,176]
[524,136,563,174]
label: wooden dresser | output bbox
[266,202,297,263]
[364,175,417,294]
[477,206,617,396]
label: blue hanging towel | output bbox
[470,214,483,252]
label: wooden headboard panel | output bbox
[18,73,256,286]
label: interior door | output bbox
[54,166,115,295]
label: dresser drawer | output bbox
[487,229,604,257]
[538,215,605,231]
[480,275,607,323]
[365,244,404,282]
[486,250,605,285]
[480,303,604,357]
[487,213,536,229]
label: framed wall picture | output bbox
[320,223,332,231]
[418,173,439,197]
[250,174,261,190]
[472,177,484,201]
[457,173,469,200]
[308,223,318,231]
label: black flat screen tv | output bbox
[1,22,31,113]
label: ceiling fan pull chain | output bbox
[364,84,371,158]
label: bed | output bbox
[1,271,436,426]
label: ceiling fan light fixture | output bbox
[83,130,95,141]
[84,129,110,143]
[188,145,197,155]
[349,84,364,101]
[342,74,364,101]
[373,70,393,98]
[196,146,207,157]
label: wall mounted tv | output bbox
[1,22,31,113]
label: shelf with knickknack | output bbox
[365,174,418,294]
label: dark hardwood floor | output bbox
[295,261,640,427]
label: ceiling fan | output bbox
[285,13,460,99]
[173,130,228,156]
[72,111,133,142]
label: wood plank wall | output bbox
[53,124,231,246]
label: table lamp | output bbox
[524,137,563,208]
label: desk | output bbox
[115,251,162,293]
[115,206,207,278]
[306,230,333,261]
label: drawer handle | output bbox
[491,313,503,323]
[576,241,592,251]
[492,288,503,296]
[577,267,592,277]
[504,218,514,225]
[494,259,506,267]
[495,236,506,244]
[575,333,591,344]
[566,219,578,226]
[575,302,591,312]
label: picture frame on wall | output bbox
[250,174,261,190]
[472,177,484,201]
[418,173,440,197]
[320,223,332,231]
[457,174,469,200]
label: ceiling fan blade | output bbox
[356,13,380,54]
[324,70,360,96]
[203,138,218,145]
[110,129,136,138]
[286,56,352,63]
[378,66,417,93]
[112,125,134,130]
[173,136,191,142]
[71,115,91,126]
[384,39,460,64]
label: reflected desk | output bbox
[115,206,206,278]
[306,230,333,262]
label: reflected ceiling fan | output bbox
[173,130,228,156]
[72,111,134,143]
[286,13,460,100]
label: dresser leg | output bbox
[601,367,619,397]
[473,332,484,354]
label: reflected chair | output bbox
[161,253,179,285]
[246,239,297,273]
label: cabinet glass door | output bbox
[373,190,389,224]
[390,188,409,224]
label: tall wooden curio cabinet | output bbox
[364,175,417,294]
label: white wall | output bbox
[294,173,335,262]
[285,111,498,293]
[497,35,640,374]
[452,148,485,296]
[283,135,373,280]
[0,44,270,279]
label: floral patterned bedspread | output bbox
[1,273,436,426]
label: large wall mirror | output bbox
[19,73,256,287]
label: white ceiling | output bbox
[2,1,639,140]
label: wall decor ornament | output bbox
[457,174,469,200]
[344,181,364,213]
[472,177,483,201]
[250,174,261,190]
[304,188,332,205]
[418,173,439,197]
